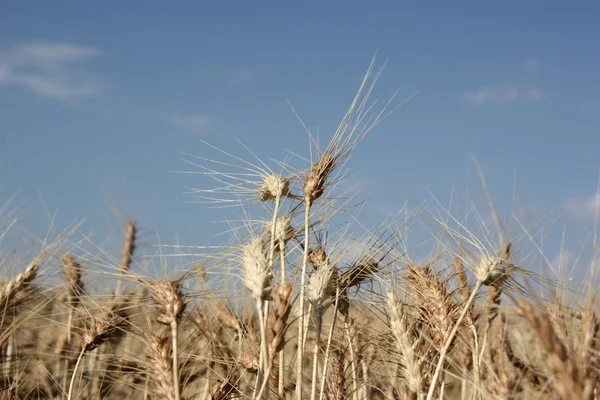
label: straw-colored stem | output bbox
[302,303,314,353]
[143,378,149,400]
[256,299,269,400]
[255,191,281,398]
[171,320,181,400]
[255,359,275,400]
[87,350,99,396]
[268,194,282,278]
[296,197,313,399]
[319,288,341,400]
[279,233,287,284]
[5,336,15,389]
[278,240,287,398]
[310,310,323,400]
[360,357,369,400]
[262,301,271,372]
[345,319,359,400]
[469,319,481,400]
[460,364,468,400]
[67,347,86,400]
[61,307,75,400]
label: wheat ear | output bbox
[386,289,422,399]
[67,308,128,400]
[150,279,186,400]
[268,284,292,397]
[115,220,136,296]
[0,258,40,307]
[241,237,272,399]
[307,259,335,400]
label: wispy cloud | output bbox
[565,193,600,220]
[462,59,547,106]
[462,84,546,106]
[0,41,102,100]
[169,113,211,134]
[463,85,519,106]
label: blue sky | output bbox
[1,1,599,279]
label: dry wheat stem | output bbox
[468,317,481,400]
[319,286,342,400]
[427,250,513,400]
[171,321,181,400]
[255,299,270,400]
[344,317,359,400]
[254,359,275,400]
[278,241,288,398]
[310,307,324,400]
[67,347,87,400]
[308,258,335,400]
[266,193,283,279]
[261,188,283,398]
[296,197,313,400]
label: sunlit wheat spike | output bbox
[62,254,83,301]
[177,140,298,208]
[307,259,336,308]
[0,258,40,306]
[241,236,273,301]
[120,220,137,274]
[386,289,423,398]
[269,283,293,354]
[265,215,295,249]
[150,279,187,326]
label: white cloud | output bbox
[524,58,540,74]
[9,42,100,65]
[170,113,211,134]
[462,85,546,106]
[462,85,519,106]
[565,193,600,220]
[0,41,102,100]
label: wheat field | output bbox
[1,59,598,400]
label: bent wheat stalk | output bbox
[426,254,513,400]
